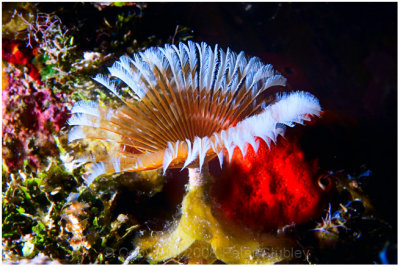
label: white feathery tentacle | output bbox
[210,132,224,168]
[85,162,105,186]
[213,48,228,91]
[67,113,100,128]
[171,45,186,90]
[92,74,122,100]
[71,101,100,117]
[163,142,175,174]
[262,75,287,91]
[206,44,219,92]
[171,43,190,87]
[198,137,211,170]
[216,151,224,169]
[181,138,192,170]
[219,129,235,163]
[162,140,181,174]
[183,136,201,168]
[112,157,121,173]
[68,126,86,142]
[108,61,138,98]
[196,42,207,91]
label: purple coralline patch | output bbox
[2,68,70,171]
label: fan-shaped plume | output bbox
[68,41,321,185]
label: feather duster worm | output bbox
[68,41,321,263]
[68,41,320,185]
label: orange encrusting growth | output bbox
[211,137,325,232]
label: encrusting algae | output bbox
[68,41,322,263]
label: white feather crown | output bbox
[68,41,321,185]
